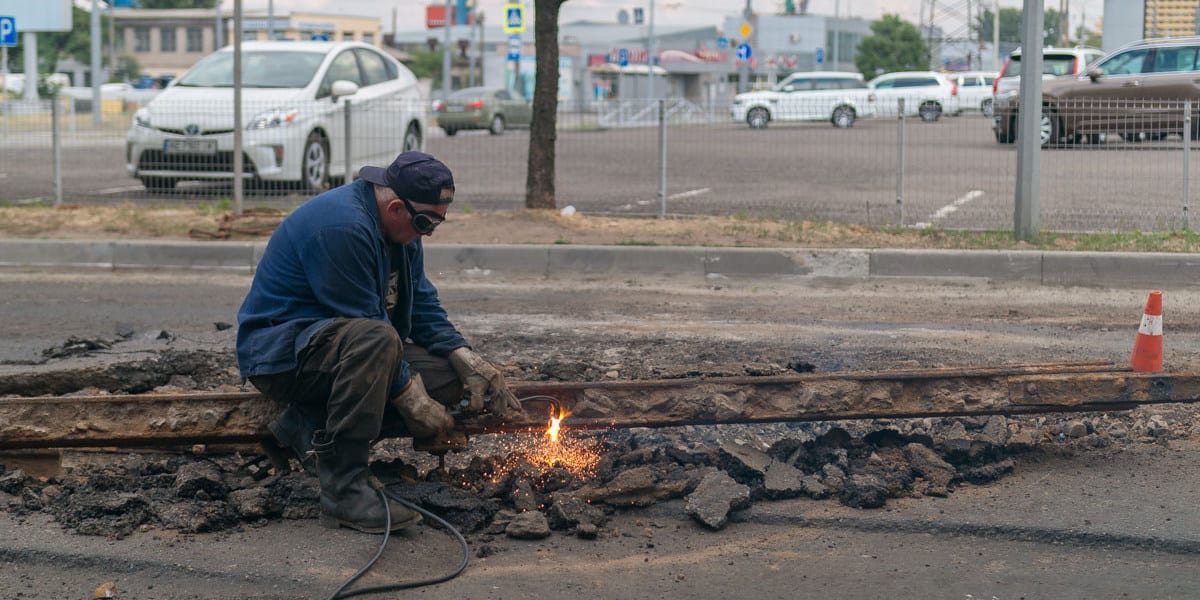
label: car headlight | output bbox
[134,108,151,129]
[248,108,298,130]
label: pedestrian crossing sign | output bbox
[503,3,525,33]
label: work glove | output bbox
[448,347,525,420]
[390,373,455,440]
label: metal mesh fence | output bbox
[2,93,1199,233]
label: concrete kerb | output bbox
[3,239,1200,288]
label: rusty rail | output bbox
[3,361,1197,450]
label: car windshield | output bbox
[1002,55,1079,78]
[175,51,327,88]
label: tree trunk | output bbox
[525,0,565,209]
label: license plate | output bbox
[445,106,464,112]
[164,139,217,155]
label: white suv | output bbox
[730,71,876,129]
[868,71,960,121]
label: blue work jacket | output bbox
[236,179,466,397]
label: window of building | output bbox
[362,33,374,44]
[342,32,355,41]
[134,27,150,52]
[161,27,177,52]
[242,30,258,41]
[186,27,203,52]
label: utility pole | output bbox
[832,0,839,70]
[647,0,657,98]
[1014,0,1044,241]
[267,0,274,40]
[108,1,115,80]
[22,32,36,100]
[993,0,999,70]
[91,0,102,125]
[233,0,243,215]
[215,1,224,49]
[442,0,452,97]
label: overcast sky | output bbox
[233,0,1102,36]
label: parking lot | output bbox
[1,111,1196,232]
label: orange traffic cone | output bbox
[1130,290,1164,372]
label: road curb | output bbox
[2,239,1198,287]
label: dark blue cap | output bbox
[359,151,455,205]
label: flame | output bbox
[545,408,566,443]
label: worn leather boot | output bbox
[312,431,421,533]
[390,373,456,440]
[267,406,318,475]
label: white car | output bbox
[868,71,960,122]
[127,41,426,192]
[730,71,876,129]
[948,70,998,116]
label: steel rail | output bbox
[5,361,1195,450]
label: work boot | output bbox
[312,431,422,533]
[390,374,456,440]
[267,406,318,475]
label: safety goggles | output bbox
[402,198,446,235]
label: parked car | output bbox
[994,37,1200,147]
[126,41,426,192]
[436,86,532,135]
[991,45,1105,143]
[730,71,875,129]
[868,71,959,121]
[948,70,998,116]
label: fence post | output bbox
[657,98,667,218]
[1185,99,1192,231]
[896,97,905,226]
[344,99,352,184]
[52,98,62,207]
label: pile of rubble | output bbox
[3,406,1184,541]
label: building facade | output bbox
[108,9,382,80]
[1143,0,1199,38]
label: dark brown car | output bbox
[994,37,1200,147]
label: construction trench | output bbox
[2,347,1195,545]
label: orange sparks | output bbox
[485,407,602,482]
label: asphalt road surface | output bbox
[0,114,1194,233]
[3,268,1200,598]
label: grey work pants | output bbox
[250,318,462,442]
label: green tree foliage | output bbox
[4,6,111,74]
[974,8,1065,47]
[855,14,929,76]
[137,0,217,8]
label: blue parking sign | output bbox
[507,34,521,60]
[815,47,824,64]
[0,17,15,47]
[618,48,629,67]
[736,43,751,61]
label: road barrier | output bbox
[2,94,1200,234]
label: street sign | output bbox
[310,33,330,41]
[0,17,15,47]
[633,7,643,25]
[0,2,68,32]
[717,37,728,49]
[507,34,521,61]
[736,43,752,61]
[739,22,752,37]
[815,47,824,64]
[503,3,524,33]
[618,48,629,67]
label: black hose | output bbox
[324,488,471,599]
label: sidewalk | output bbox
[4,238,1200,287]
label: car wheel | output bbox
[995,117,1016,144]
[443,127,457,137]
[403,122,422,152]
[300,131,329,192]
[489,115,505,135]
[981,98,994,117]
[140,176,177,192]
[831,106,856,128]
[918,101,941,122]
[1038,110,1059,148]
[746,107,769,129]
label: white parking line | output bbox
[914,190,984,228]
[95,185,146,195]
[668,187,712,200]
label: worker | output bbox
[235,151,524,534]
